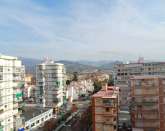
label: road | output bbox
[56,100,91,131]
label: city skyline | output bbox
[0,0,165,61]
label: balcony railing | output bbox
[143,114,159,120]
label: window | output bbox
[36,120,40,124]
[103,99,113,106]
[114,118,116,121]
[31,123,35,127]
[0,67,3,72]
[105,107,110,112]
[0,75,2,81]
[41,118,44,121]
[45,115,48,119]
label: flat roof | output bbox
[92,86,119,98]
[38,63,64,66]
[22,106,52,121]
[0,55,18,60]
[116,61,165,66]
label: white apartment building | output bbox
[23,107,53,130]
[0,55,25,131]
[114,62,165,110]
[36,60,66,110]
[66,79,94,102]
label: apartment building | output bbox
[114,62,165,109]
[0,55,25,131]
[36,60,66,111]
[66,79,94,102]
[24,74,36,99]
[130,75,165,131]
[23,106,53,130]
[92,86,120,131]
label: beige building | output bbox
[25,74,35,85]
[92,86,120,131]
[0,55,25,131]
[130,75,165,131]
[114,62,165,109]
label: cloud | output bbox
[0,0,165,61]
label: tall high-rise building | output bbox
[114,62,165,110]
[92,86,120,131]
[0,55,25,131]
[36,60,66,110]
[130,75,165,131]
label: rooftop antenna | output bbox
[42,57,54,64]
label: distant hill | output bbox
[20,57,122,75]
[98,61,122,70]
[19,57,41,75]
[77,60,122,70]
[57,60,97,73]
[20,58,97,74]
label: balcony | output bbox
[95,107,116,116]
[143,121,159,128]
[143,113,159,120]
[0,125,3,131]
[142,101,157,106]
[143,104,158,110]
[143,89,158,95]
[102,99,116,107]
[141,82,155,88]
[135,121,159,128]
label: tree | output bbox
[108,79,114,86]
[72,72,78,81]
[66,80,71,85]
[93,81,102,93]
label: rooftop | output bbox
[22,106,52,121]
[0,55,18,60]
[92,86,119,99]
[39,62,64,66]
[116,61,165,66]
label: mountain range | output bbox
[20,57,121,74]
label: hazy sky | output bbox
[0,0,165,61]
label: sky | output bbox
[0,0,165,61]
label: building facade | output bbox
[24,74,36,99]
[114,62,165,110]
[130,76,165,131]
[66,79,94,103]
[92,86,120,131]
[36,61,66,110]
[0,55,25,131]
[24,107,53,130]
